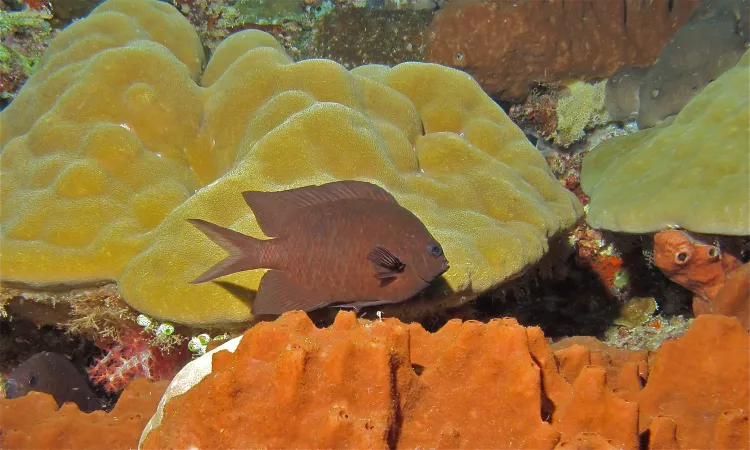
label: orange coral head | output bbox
[653,230,742,303]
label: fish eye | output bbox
[707,246,720,259]
[428,244,443,257]
[29,375,38,388]
[675,251,690,265]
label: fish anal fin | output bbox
[252,270,319,315]
[242,180,398,237]
[367,245,405,278]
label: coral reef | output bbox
[511,83,622,150]
[306,5,433,68]
[569,224,631,301]
[603,315,694,351]
[0,0,582,326]
[2,293,192,401]
[0,378,169,449]
[2,283,195,393]
[88,328,190,393]
[1,0,745,447]
[47,0,106,22]
[580,49,750,235]
[612,296,659,328]
[508,86,558,142]
[140,311,749,449]
[554,81,610,147]
[170,0,319,55]
[3,284,142,343]
[0,6,56,109]
[424,0,700,101]
[170,0,435,66]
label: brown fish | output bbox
[5,351,104,413]
[188,180,450,315]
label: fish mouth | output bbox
[421,264,450,283]
[4,379,20,398]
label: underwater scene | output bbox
[0,0,749,448]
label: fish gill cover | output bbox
[0,0,582,326]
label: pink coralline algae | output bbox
[87,329,190,392]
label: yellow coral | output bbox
[0,0,582,325]
[554,80,610,147]
[581,50,750,235]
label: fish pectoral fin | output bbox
[252,270,315,315]
[367,245,405,278]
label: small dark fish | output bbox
[188,180,450,315]
[5,351,104,413]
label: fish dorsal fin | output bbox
[367,245,405,279]
[242,180,398,237]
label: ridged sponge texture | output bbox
[0,0,582,325]
[581,49,750,236]
[140,311,750,449]
[140,311,562,448]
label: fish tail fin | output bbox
[187,218,265,284]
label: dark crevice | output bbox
[623,0,628,30]
[530,352,556,423]
[640,429,651,450]
[668,0,674,13]
[387,356,403,449]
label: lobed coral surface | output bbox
[0,0,582,326]
[580,50,750,236]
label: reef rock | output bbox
[0,0,582,326]
[605,0,750,128]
